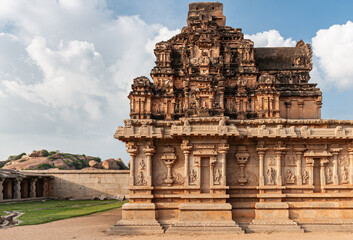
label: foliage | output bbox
[41,149,49,157]
[93,157,101,162]
[36,163,53,170]
[7,152,26,161]
[0,200,127,225]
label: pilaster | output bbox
[143,143,155,186]
[181,140,192,186]
[256,143,268,186]
[330,147,342,185]
[294,147,306,185]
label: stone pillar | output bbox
[275,151,282,185]
[320,159,329,187]
[43,178,49,197]
[127,142,138,186]
[285,101,291,119]
[348,148,353,185]
[298,101,304,119]
[256,146,268,186]
[0,177,4,201]
[143,143,155,186]
[330,148,342,185]
[294,148,306,185]
[181,140,192,186]
[13,178,22,199]
[305,158,314,185]
[219,143,229,185]
[30,178,37,198]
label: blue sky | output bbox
[0,0,352,163]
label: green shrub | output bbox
[49,151,57,155]
[41,150,49,157]
[7,152,26,161]
[93,157,101,162]
[36,163,53,170]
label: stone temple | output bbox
[109,2,353,234]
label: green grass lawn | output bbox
[0,199,127,225]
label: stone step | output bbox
[301,223,353,232]
[166,221,244,234]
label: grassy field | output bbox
[0,199,126,225]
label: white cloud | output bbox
[245,30,296,47]
[312,21,353,89]
[0,0,178,162]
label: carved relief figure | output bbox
[268,156,276,166]
[214,168,222,185]
[302,170,309,184]
[139,159,145,170]
[341,167,349,184]
[326,168,333,184]
[266,167,275,185]
[190,169,197,184]
[285,169,296,184]
[137,171,146,186]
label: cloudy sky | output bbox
[0,0,353,163]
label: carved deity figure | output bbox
[190,169,197,184]
[214,168,222,185]
[139,159,145,170]
[341,166,349,184]
[266,167,275,185]
[286,169,296,184]
[302,170,309,184]
[137,171,146,186]
[326,168,333,184]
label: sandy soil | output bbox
[1,208,353,240]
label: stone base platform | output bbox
[166,203,244,234]
[301,223,353,232]
[166,221,244,234]
[107,220,164,235]
[247,220,304,233]
[107,202,164,235]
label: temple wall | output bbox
[22,170,129,199]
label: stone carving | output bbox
[286,156,296,166]
[155,171,185,186]
[213,168,222,185]
[139,159,145,170]
[300,126,311,138]
[339,155,349,167]
[137,171,146,186]
[189,169,197,184]
[268,156,276,166]
[341,167,349,184]
[302,170,309,184]
[230,171,258,185]
[326,168,333,184]
[235,146,250,185]
[285,169,296,184]
[161,147,177,186]
[266,167,275,185]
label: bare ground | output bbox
[1,208,353,240]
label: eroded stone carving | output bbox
[341,166,349,184]
[213,168,222,185]
[285,169,296,184]
[161,147,177,186]
[326,168,333,184]
[189,169,197,184]
[266,167,275,185]
[302,170,309,184]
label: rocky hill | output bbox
[0,150,128,170]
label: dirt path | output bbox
[1,208,353,240]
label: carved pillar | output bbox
[13,178,22,199]
[143,143,155,186]
[219,143,229,185]
[294,148,306,185]
[285,101,291,119]
[305,158,314,185]
[127,142,138,186]
[348,148,353,184]
[274,143,287,186]
[181,140,192,186]
[256,145,268,186]
[30,178,37,198]
[320,159,329,188]
[330,148,342,185]
[0,177,4,201]
[235,146,249,186]
[298,101,304,119]
[210,156,217,187]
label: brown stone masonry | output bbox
[109,2,353,234]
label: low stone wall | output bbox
[21,169,129,199]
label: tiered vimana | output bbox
[109,2,353,234]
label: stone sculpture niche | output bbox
[161,147,177,186]
[235,146,250,185]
